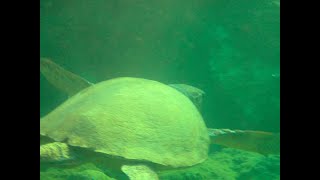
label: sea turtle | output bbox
[40,58,280,180]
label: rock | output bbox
[40,148,280,180]
[40,163,116,180]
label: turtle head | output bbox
[169,84,205,112]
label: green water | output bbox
[40,0,280,179]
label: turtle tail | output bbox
[208,128,280,155]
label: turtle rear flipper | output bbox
[208,128,280,155]
[40,58,93,97]
[121,164,159,180]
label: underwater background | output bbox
[40,0,280,179]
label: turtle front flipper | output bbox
[208,128,280,155]
[121,164,159,180]
[40,58,93,97]
[40,142,74,162]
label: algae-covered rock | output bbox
[237,154,280,180]
[40,148,280,180]
[158,147,280,180]
[40,163,116,180]
[67,170,114,180]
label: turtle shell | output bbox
[40,77,210,168]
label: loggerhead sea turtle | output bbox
[40,58,280,180]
